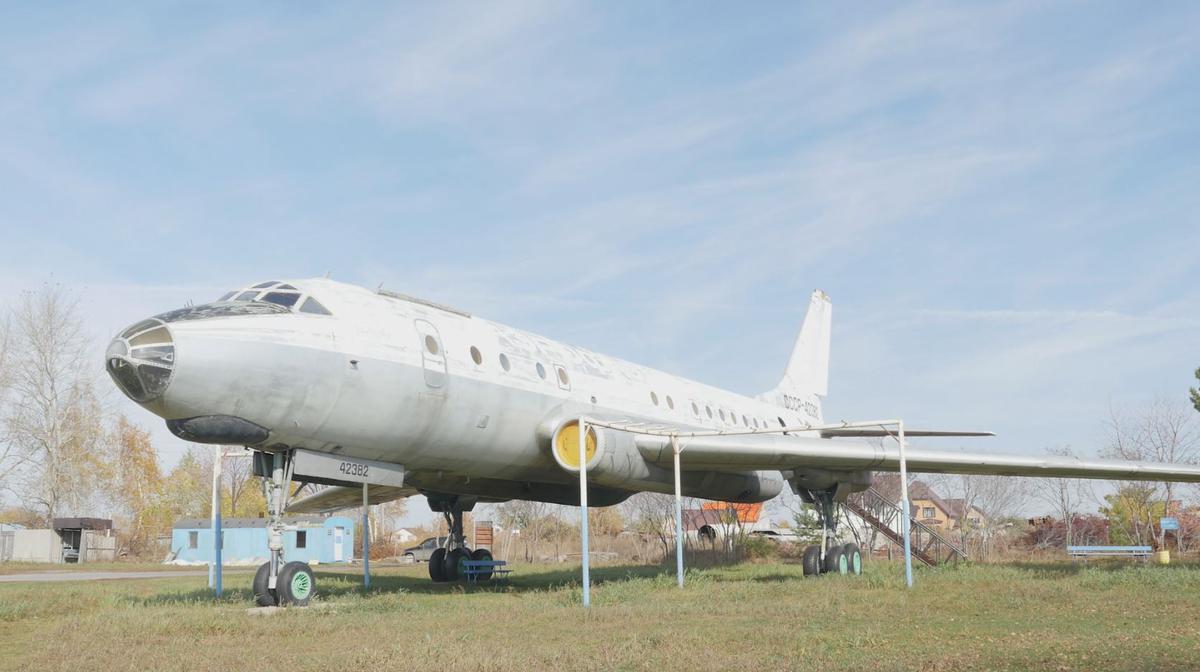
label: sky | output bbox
[1,2,1197,526]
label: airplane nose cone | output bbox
[105,318,175,403]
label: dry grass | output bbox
[2,559,1199,671]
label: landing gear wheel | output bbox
[842,543,862,576]
[802,545,822,576]
[470,548,494,581]
[445,548,469,581]
[276,561,314,606]
[429,548,447,582]
[253,562,278,606]
[825,546,848,575]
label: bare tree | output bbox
[1103,400,1199,547]
[1030,446,1093,547]
[0,314,25,491]
[3,285,108,521]
[620,492,678,559]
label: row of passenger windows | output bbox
[425,338,571,387]
[424,336,787,429]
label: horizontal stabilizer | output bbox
[286,484,417,514]
[820,429,995,438]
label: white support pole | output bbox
[362,482,370,591]
[578,419,591,608]
[897,420,914,588]
[671,435,684,589]
[209,447,222,593]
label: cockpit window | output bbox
[156,302,291,323]
[213,281,333,317]
[299,297,332,315]
[262,291,301,308]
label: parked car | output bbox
[749,529,801,545]
[403,536,448,562]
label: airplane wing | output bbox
[286,484,418,514]
[631,432,1200,482]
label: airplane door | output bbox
[333,527,344,562]
[414,319,447,388]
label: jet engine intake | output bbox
[548,418,784,503]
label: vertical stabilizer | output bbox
[762,290,831,419]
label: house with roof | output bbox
[908,481,988,531]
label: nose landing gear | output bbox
[252,450,317,606]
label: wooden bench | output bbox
[461,559,512,584]
[1067,545,1152,562]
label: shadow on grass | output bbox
[134,563,679,606]
[1007,560,1198,576]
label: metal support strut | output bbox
[814,488,839,564]
[266,451,289,591]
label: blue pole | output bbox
[214,508,222,598]
[363,482,370,591]
[898,422,914,588]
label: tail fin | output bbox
[762,290,831,417]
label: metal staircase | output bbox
[843,488,967,567]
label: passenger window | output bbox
[666,396,674,410]
[691,402,699,416]
[536,362,547,379]
[650,391,659,406]
[706,406,713,419]
[718,409,726,421]
[555,365,570,389]
[425,335,440,355]
[470,346,483,365]
[499,353,511,371]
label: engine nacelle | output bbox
[548,419,784,503]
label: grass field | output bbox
[2,559,1198,671]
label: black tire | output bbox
[842,543,863,576]
[802,545,822,576]
[445,548,469,581]
[429,548,447,582]
[470,548,494,581]
[276,561,314,607]
[825,546,848,575]
[253,562,278,606]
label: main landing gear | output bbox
[427,495,493,583]
[252,450,317,606]
[798,486,863,578]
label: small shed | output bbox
[169,516,355,565]
[3,518,116,563]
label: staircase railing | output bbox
[843,488,968,567]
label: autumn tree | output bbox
[108,416,171,556]
[3,284,109,521]
[1103,400,1199,546]
[162,447,211,519]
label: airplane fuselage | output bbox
[109,279,820,505]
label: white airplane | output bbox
[105,279,1200,605]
